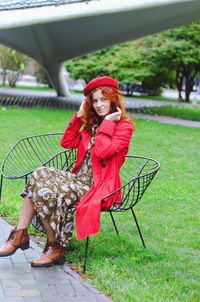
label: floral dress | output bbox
[20,127,97,247]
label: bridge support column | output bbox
[43,63,71,97]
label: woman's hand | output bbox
[77,99,85,118]
[105,107,121,121]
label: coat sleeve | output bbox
[94,120,134,160]
[60,113,83,149]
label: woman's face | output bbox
[92,89,111,118]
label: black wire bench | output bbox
[0,133,160,273]
[83,155,160,272]
[0,133,77,201]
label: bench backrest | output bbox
[102,155,160,211]
[1,133,160,211]
[1,133,64,179]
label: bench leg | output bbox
[131,208,146,248]
[83,237,89,273]
[0,175,3,203]
[109,212,119,236]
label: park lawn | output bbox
[0,106,199,302]
[146,105,200,122]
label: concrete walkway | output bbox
[130,113,200,128]
[1,87,200,128]
[0,218,111,302]
[0,87,57,97]
[1,86,199,109]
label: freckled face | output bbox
[92,90,111,118]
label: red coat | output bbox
[60,113,134,241]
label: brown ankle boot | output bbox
[31,241,65,268]
[0,228,29,257]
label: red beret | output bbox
[83,76,119,96]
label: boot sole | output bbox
[0,242,29,257]
[31,256,65,268]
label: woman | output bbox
[0,76,135,267]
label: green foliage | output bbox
[65,38,170,96]
[65,42,166,95]
[153,22,200,102]
[65,46,121,83]
[0,45,29,87]
[0,107,200,301]
[65,21,200,100]
[145,105,200,121]
[0,46,26,72]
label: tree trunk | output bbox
[8,70,22,87]
[2,69,6,85]
[184,73,195,103]
[175,69,184,102]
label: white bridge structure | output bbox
[0,0,200,97]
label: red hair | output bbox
[81,86,136,132]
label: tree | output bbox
[65,40,170,95]
[0,45,29,87]
[65,21,200,101]
[65,35,174,96]
[65,46,121,83]
[153,22,200,102]
[112,39,173,95]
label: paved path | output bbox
[0,87,197,108]
[130,113,200,128]
[0,87,57,97]
[1,87,200,128]
[0,218,111,302]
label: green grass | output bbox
[148,105,200,121]
[125,94,179,102]
[0,84,82,95]
[124,93,200,103]
[0,106,200,301]
[0,84,86,96]
[146,105,200,121]
[0,84,54,91]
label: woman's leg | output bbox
[0,196,33,257]
[31,219,64,268]
[40,218,55,242]
[17,196,36,229]
[17,196,56,242]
